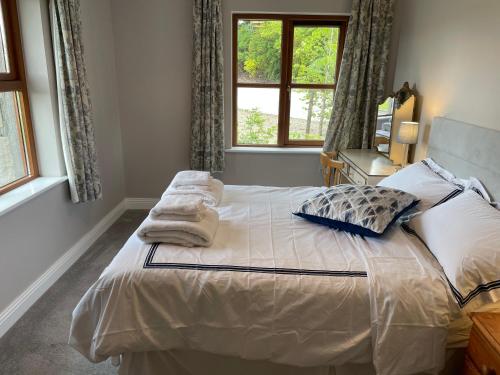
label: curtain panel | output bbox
[323,0,395,152]
[51,0,102,203]
[190,0,225,172]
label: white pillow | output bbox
[463,177,494,204]
[425,159,495,205]
[408,190,500,311]
[378,158,464,212]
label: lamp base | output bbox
[401,144,409,167]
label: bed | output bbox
[69,117,500,375]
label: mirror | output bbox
[374,82,417,165]
[374,97,395,156]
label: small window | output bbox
[0,0,38,195]
[233,14,348,147]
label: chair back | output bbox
[319,152,344,187]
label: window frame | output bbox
[232,13,349,147]
[0,0,38,195]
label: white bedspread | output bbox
[70,186,453,375]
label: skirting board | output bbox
[0,199,127,339]
[125,197,159,210]
[0,197,160,338]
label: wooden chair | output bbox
[320,151,345,187]
[374,136,390,147]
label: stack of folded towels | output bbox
[137,171,223,247]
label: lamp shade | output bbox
[397,121,419,144]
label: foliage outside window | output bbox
[0,0,38,194]
[233,14,348,147]
[378,97,394,117]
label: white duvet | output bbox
[70,186,456,375]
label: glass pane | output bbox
[376,97,394,142]
[237,19,282,84]
[0,3,11,73]
[0,92,27,188]
[378,97,394,116]
[237,87,279,145]
[292,26,339,84]
[289,88,334,141]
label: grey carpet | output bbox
[0,210,148,375]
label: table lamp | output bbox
[397,121,419,167]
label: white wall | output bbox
[393,0,500,161]
[111,0,193,198]
[111,0,353,197]
[0,0,125,314]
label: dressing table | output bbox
[329,82,417,186]
[338,149,400,185]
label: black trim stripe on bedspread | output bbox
[144,243,367,277]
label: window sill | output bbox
[0,176,68,217]
[225,147,323,155]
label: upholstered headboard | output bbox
[428,117,500,201]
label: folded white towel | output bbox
[174,185,211,192]
[171,170,211,188]
[150,195,206,222]
[137,207,219,247]
[164,178,224,207]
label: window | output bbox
[0,0,37,194]
[232,14,348,147]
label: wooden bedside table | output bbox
[464,313,500,375]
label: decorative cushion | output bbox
[408,190,500,311]
[377,158,465,213]
[293,185,419,237]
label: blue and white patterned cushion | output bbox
[294,185,419,237]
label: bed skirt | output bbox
[117,349,465,375]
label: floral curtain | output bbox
[190,0,224,172]
[50,0,102,203]
[323,0,395,152]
